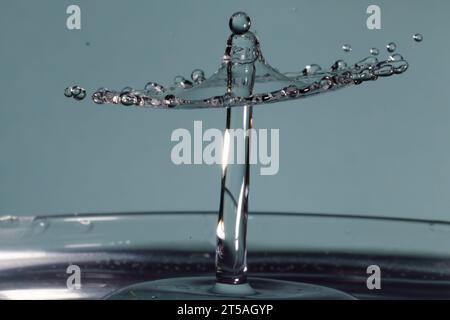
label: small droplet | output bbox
[342,44,352,53]
[144,82,165,94]
[413,33,423,42]
[74,88,86,101]
[65,86,86,101]
[302,64,322,76]
[331,60,347,71]
[370,47,379,56]
[229,12,251,35]
[164,95,176,108]
[191,69,205,84]
[120,93,137,106]
[389,53,404,62]
[319,77,333,90]
[386,42,397,53]
[64,87,73,97]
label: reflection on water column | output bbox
[215,12,256,286]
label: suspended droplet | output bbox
[93,91,104,104]
[413,33,423,42]
[65,86,86,101]
[331,60,347,71]
[229,12,251,35]
[191,69,206,84]
[370,47,379,56]
[73,88,86,101]
[64,87,73,97]
[342,44,352,53]
[386,42,397,53]
[302,64,322,76]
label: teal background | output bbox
[0,0,449,220]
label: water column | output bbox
[215,13,257,288]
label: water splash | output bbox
[65,15,409,111]
[64,11,413,300]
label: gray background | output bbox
[0,0,448,220]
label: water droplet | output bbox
[229,12,251,35]
[331,60,347,71]
[342,44,352,52]
[413,33,423,42]
[120,93,137,106]
[164,95,176,108]
[386,42,397,53]
[64,87,73,97]
[191,69,205,84]
[389,53,404,62]
[144,82,165,94]
[302,64,322,76]
[65,86,86,101]
[283,85,298,98]
[370,47,379,56]
[319,77,333,90]
[121,87,133,93]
